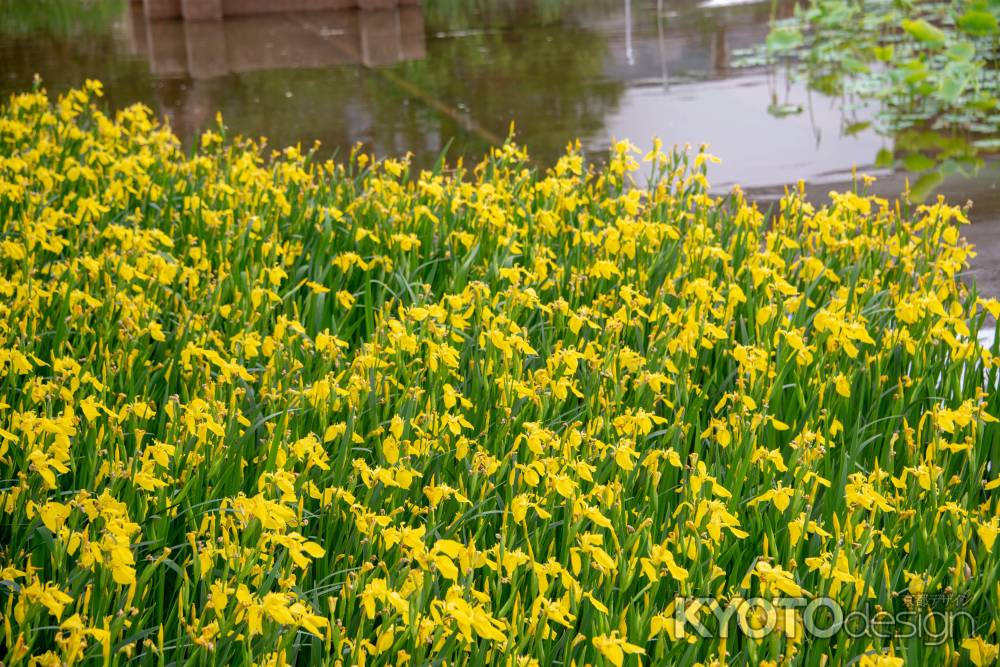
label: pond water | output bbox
[2,0,1000,291]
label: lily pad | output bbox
[902,152,937,172]
[946,40,977,62]
[902,18,946,45]
[957,10,999,36]
[766,27,804,52]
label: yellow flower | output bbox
[977,517,999,552]
[962,637,1000,667]
[748,484,795,513]
[592,631,645,667]
[336,290,356,309]
[148,321,167,342]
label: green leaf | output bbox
[766,27,804,52]
[946,40,976,62]
[902,59,930,84]
[767,102,804,117]
[937,73,967,104]
[908,170,943,202]
[902,152,936,172]
[844,121,872,136]
[973,138,1000,151]
[874,148,894,168]
[957,10,998,36]
[901,18,946,45]
[936,60,977,105]
[842,56,869,74]
[872,45,894,62]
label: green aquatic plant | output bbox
[0,0,124,37]
[736,0,1000,198]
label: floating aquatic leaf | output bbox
[903,59,930,84]
[973,137,1000,150]
[902,152,937,172]
[767,102,804,117]
[842,56,869,74]
[875,147,895,167]
[946,40,977,62]
[766,27,804,52]
[958,10,999,36]
[873,44,894,62]
[902,18,947,45]
[938,72,969,105]
[844,121,872,135]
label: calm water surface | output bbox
[2,0,999,292]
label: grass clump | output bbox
[1,83,999,666]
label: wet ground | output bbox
[2,0,998,293]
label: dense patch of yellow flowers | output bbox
[1,81,999,666]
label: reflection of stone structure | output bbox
[127,3,425,78]
[140,0,419,22]
[597,0,798,83]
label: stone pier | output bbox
[140,0,419,21]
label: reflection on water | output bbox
[0,0,790,168]
[129,6,426,78]
[1,0,997,217]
